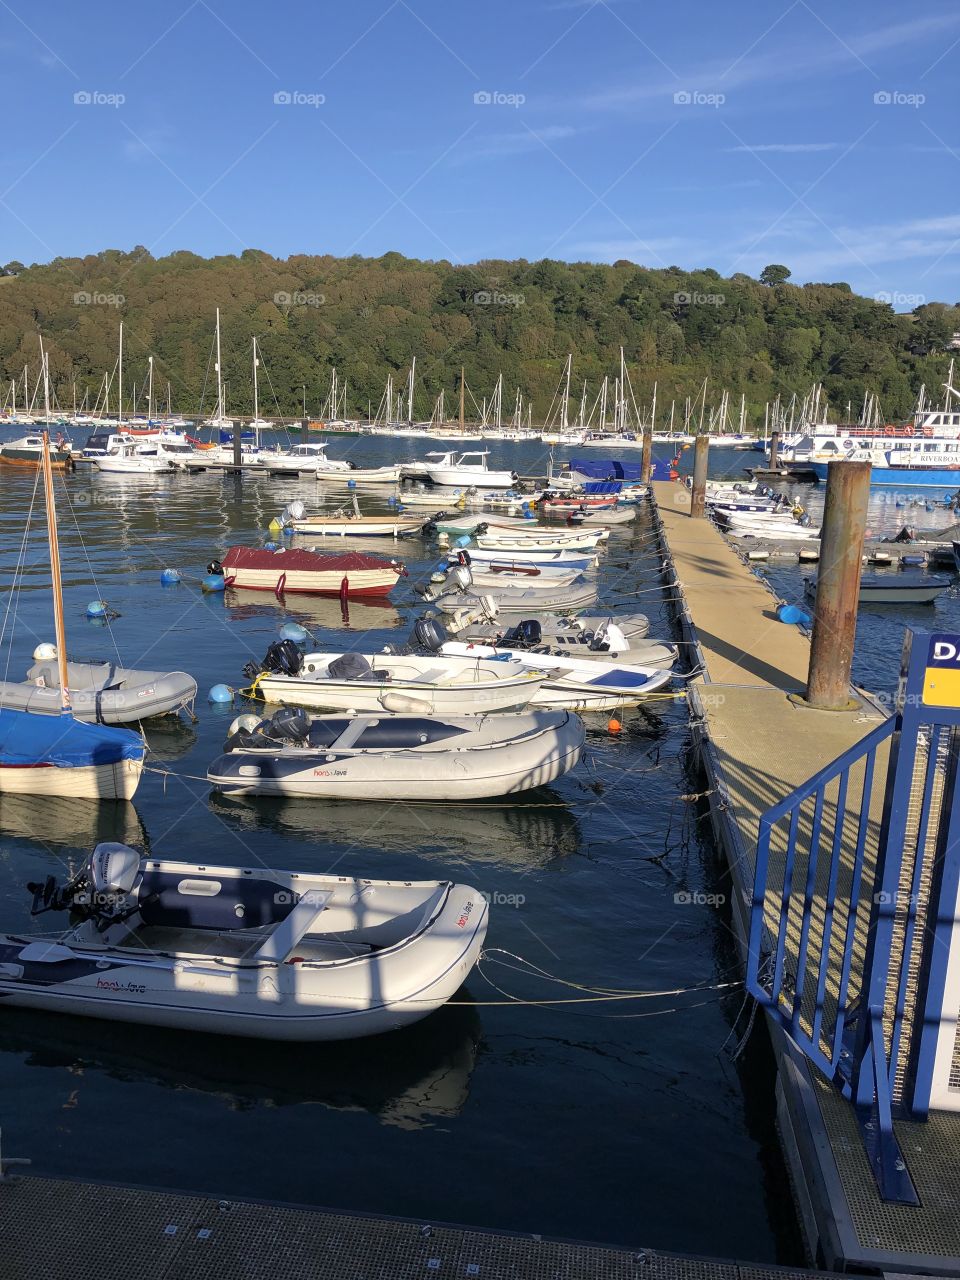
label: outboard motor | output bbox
[413,617,447,652]
[268,706,311,743]
[512,619,542,649]
[455,549,472,567]
[207,559,224,576]
[445,564,473,592]
[278,499,306,529]
[29,842,144,927]
[243,638,303,680]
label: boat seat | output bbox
[136,870,299,930]
[27,660,120,691]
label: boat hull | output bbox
[290,519,424,537]
[208,711,584,799]
[221,547,402,597]
[807,460,960,487]
[0,758,142,800]
[0,876,487,1040]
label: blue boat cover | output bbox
[0,708,144,767]
[582,480,624,495]
[218,429,256,444]
[570,458,644,482]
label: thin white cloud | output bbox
[577,12,960,111]
[726,143,839,154]
[468,124,582,160]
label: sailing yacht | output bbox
[0,432,144,799]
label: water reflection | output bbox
[224,586,405,633]
[0,999,482,1130]
[0,796,146,852]
[210,791,582,868]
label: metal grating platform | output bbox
[0,1176,834,1280]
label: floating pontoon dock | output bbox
[654,480,960,1275]
[0,1173,832,1280]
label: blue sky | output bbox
[1,1,958,303]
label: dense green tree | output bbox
[760,264,792,287]
[0,249,955,424]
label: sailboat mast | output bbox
[117,322,124,426]
[252,337,259,421]
[407,357,415,424]
[41,430,71,713]
[147,356,154,422]
[459,367,465,430]
[215,308,224,422]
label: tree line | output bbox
[0,247,956,425]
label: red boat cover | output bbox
[222,546,402,575]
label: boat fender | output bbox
[33,642,57,661]
[86,599,109,619]
[275,573,287,598]
[776,604,811,626]
[454,535,471,549]
[379,691,434,714]
[208,684,234,703]
[160,568,182,586]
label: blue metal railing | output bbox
[746,630,960,1204]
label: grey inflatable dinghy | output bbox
[1,654,197,724]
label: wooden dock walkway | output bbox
[654,480,960,1275]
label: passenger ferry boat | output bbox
[786,363,960,486]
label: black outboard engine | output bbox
[268,706,311,743]
[455,549,472,567]
[512,619,542,649]
[243,638,303,680]
[207,559,224,576]
[413,617,447,652]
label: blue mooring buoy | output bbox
[202,574,226,593]
[777,603,811,626]
[208,684,234,704]
[280,622,310,644]
[86,600,108,619]
[160,568,181,586]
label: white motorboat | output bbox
[261,443,351,476]
[420,613,672,665]
[279,499,426,539]
[434,640,674,710]
[16,844,487,1041]
[425,451,517,489]
[423,564,598,614]
[94,441,172,474]
[442,560,586,590]
[475,528,606,552]
[208,706,584,799]
[448,545,599,571]
[245,645,549,715]
[437,602,651,643]
[319,464,403,485]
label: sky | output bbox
[1,1,958,305]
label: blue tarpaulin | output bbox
[0,708,144,768]
[569,457,645,482]
[583,480,623,495]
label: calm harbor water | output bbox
[0,430,869,1262]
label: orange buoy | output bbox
[608,718,622,734]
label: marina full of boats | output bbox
[0,429,683,1044]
